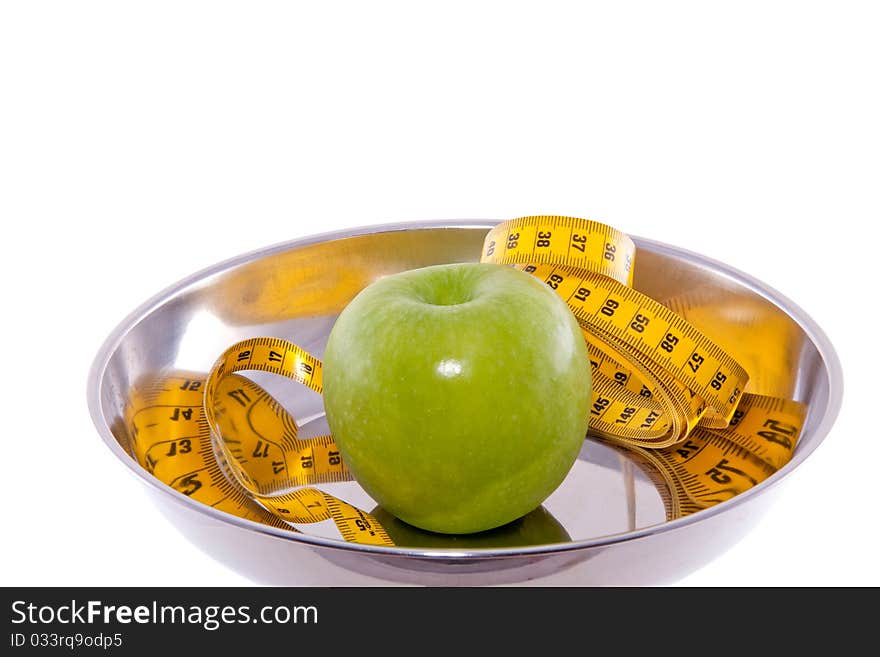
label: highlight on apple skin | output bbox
[322,262,591,534]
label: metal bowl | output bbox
[87,220,843,585]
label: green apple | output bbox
[322,262,591,534]
[370,505,571,548]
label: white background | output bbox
[1,1,877,586]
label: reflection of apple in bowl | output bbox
[370,504,571,549]
[323,262,592,534]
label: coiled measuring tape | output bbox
[121,215,807,543]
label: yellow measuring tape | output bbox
[122,215,807,542]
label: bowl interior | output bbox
[94,224,833,550]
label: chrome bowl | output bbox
[87,220,843,585]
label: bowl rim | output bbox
[86,219,844,559]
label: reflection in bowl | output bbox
[369,505,571,549]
